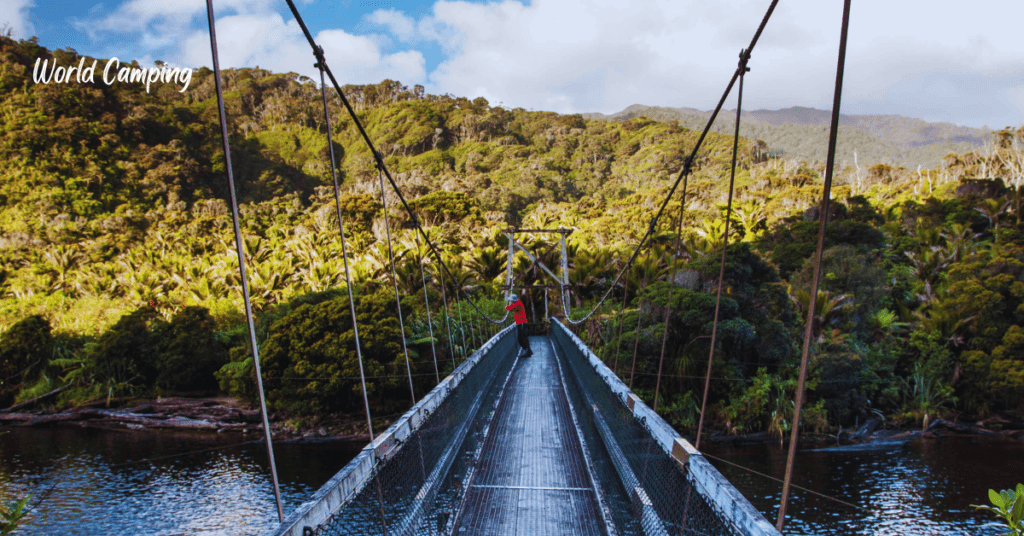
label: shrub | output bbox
[88,306,163,395]
[215,346,256,402]
[0,315,54,407]
[971,484,1024,536]
[258,288,406,415]
[152,306,228,392]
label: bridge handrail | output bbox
[550,318,781,536]
[265,323,516,536]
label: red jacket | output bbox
[505,299,528,325]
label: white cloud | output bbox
[390,0,1024,128]
[1009,86,1024,118]
[72,0,278,48]
[318,28,426,84]
[422,0,734,114]
[367,9,417,44]
[175,13,426,85]
[178,13,310,72]
[63,0,1024,129]
[73,0,425,86]
[0,0,35,39]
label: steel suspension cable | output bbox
[377,166,417,404]
[417,238,440,383]
[654,190,689,411]
[321,60,393,532]
[778,0,852,529]
[612,262,631,376]
[317,63,389,533]
[695,52,748,451]
[681,51,748,536]
[317,60,377,444]
[560,0,779,325]
[628,244,655,389]
[204,0,282,520]
[439,272,457,368]
[274,0,588,325]
[702,451,866,512]
[454,287,468,359]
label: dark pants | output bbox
[516,323,532,355]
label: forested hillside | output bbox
[584,104,989,170]
[2,36,1023,438]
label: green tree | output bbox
[152,306,228,392]
[87,306,165,404]
[0,315,54,407]
[928,242,1024,412]
[258,288,406,415]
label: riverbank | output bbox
[701,415,1024,447]
[0,396,374,442]
[4,394,1023,447]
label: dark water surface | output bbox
[702,436,1022,535]
[2,427,1020,535]
[0,427,363,536]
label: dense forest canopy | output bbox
[2,36,1023,437]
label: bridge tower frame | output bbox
[502,227,574,320]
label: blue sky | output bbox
[4,0,1023,130]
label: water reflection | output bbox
[0,427,364,536]
[2,427,1018,535]
[702,437,1022,535]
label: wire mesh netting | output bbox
[310,327,518,536]
[551,322,745,536]
[300,321,767,536]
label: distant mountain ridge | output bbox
[582,105,990,169]
[742,106,987,146]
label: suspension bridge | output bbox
[197,0,855,533]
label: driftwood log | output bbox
[0,413,34,422]
[1,386,70,413]
[0,397,268,432]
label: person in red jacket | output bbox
[505,294,532,357]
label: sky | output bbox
[4,0,1023,130]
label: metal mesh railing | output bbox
[305,325,518,536]
[551,320,749,536]
[281,320,775,536]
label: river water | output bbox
[0,427,1019,535]
[701,436,1021,536]
[0,427,361,536]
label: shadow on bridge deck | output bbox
[453,336,606,535]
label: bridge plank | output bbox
[453,336,607,536]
